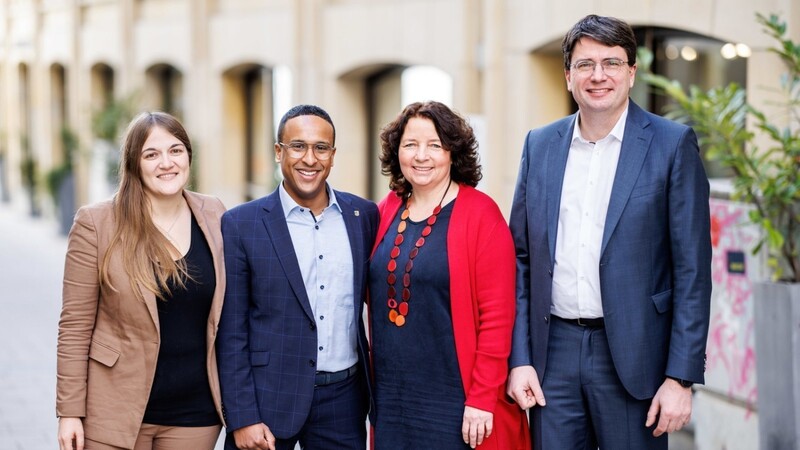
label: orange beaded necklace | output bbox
[386,181,451,327]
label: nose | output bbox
[158,152,174,167]
[301,145,318,164]
[590,63,608,81]
[414,145,430,160]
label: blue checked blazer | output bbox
[216,187,378,437]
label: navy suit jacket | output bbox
[216,187,378,437]
[509,100,712,400]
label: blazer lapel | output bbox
[261,193,315,321]
[338,193,364,314]
[601,103,654,255]
[546,115,576,266]
[184,191,225,330]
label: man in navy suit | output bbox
[507,15,712,449]
[217,104,378,450]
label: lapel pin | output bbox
[354,210,360,217]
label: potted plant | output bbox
[639,13,799,449]
[91,94,136,191]
[45,127,78,235]
[19,133,41,217]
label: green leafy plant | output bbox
[638,13,800,281]
[45,127,78,205]
[91,95,136,142]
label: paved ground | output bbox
[0,203,694,449]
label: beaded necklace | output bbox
[386,181,451,327]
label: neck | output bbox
[286,183,329,216]
[410,179,452,206]
[577,103,626,142]
[148,192,185,219]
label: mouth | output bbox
[297,168,320,178]
[412,166,433,172]
[587,88,612,94]
[157,173,179,180]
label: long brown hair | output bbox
[99,111,193,301]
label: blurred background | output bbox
[0,1,798,449]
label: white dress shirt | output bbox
[551,106,629,319]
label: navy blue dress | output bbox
[369,202,469,450]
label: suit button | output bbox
[548,270,553,277]
[544,316,549,323]
[309,359,316,367]
[309,322,316,330]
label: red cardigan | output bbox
[373,185,530,450]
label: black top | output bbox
[369,202,468,449]
[143,214,220,426]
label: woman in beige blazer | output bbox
[57,112,226,450]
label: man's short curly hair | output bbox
[379,101,482,196]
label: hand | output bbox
[58,417,84,450]
[462,406,493,449]
[506,365,546,409]
[232,423,276,450]
[645,378,693,437]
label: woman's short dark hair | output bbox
[562,14,637,70]
[379,101,481,196]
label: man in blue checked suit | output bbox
[217,105,378,450]
[506,15,712,450]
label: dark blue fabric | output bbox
[369,202,469,450]
[144,213,219,426]
[224,370,368,450]
[533,317,667,450]
[217,188,378,439]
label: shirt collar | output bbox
[571,103,629,144]
[278,182,341,219]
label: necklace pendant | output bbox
[388,309,399,323]
[398,301,409,316]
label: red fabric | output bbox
[374,185,530,450]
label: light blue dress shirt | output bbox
[279,183,356,373]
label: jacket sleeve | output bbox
[509,132,533,368]
[464,204,517,412]
[56,207,101,417]
[665,126,712,383]
[216,209,262,430]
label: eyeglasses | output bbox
[278,141,335,160]
[570,58,630,76]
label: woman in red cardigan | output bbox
[369,101,530,450]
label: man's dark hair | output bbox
[562,15,637,70]
[276,104,336,144]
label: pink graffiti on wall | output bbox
[705,199,760,417]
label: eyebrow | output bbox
[143,142,185,152]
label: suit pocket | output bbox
[630,182,664,199]
[651,289,673,314]
[88,340,121,367]
[250,351,270,367]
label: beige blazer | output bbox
[56,191,226,449]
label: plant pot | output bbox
[57,172,75,235]
[754,281,800,449]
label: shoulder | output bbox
[223,192,273,220]
[630,101,692,136]
[453,186,508,232]
[74,199,114,225]
[456,186,503,215]
[526,114,575,142]
[185,190,226,214]
[334,190,378,214]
